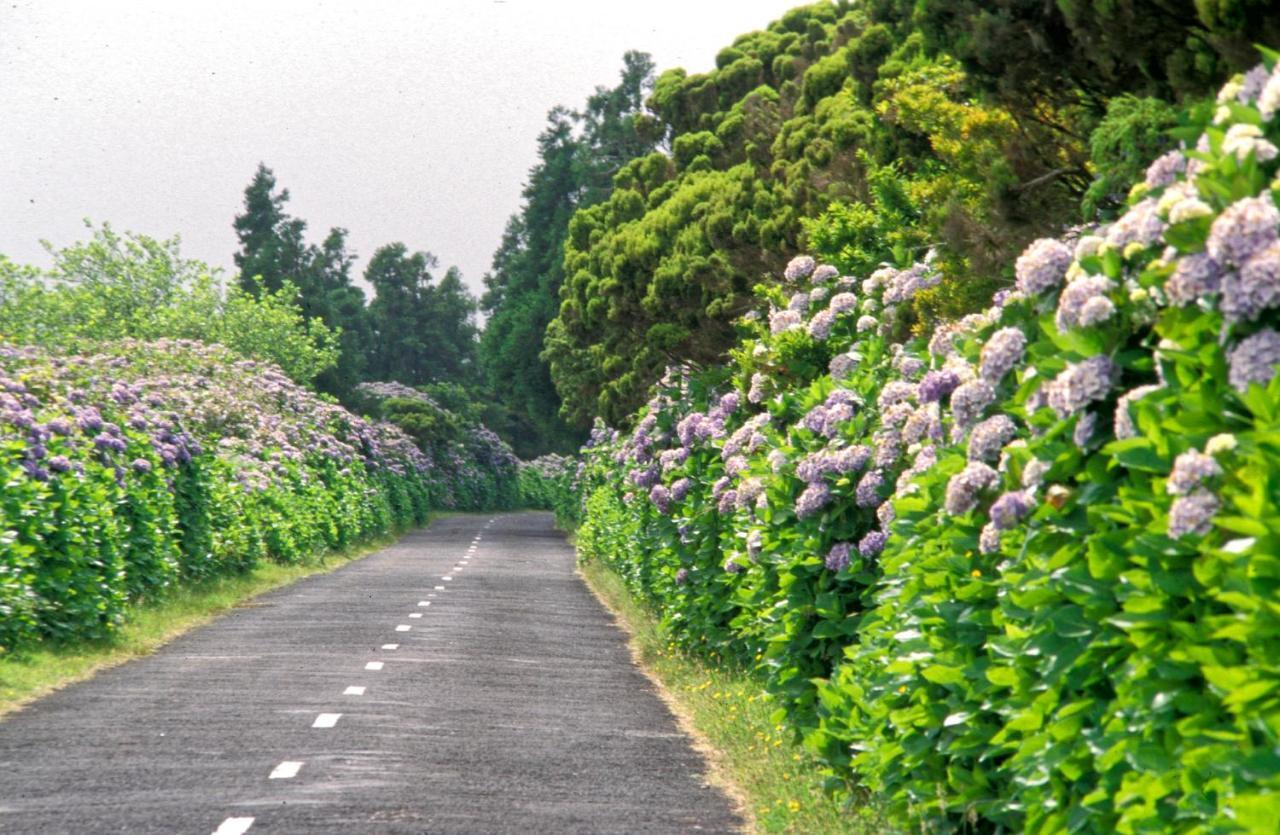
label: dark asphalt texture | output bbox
[0,512,743,834]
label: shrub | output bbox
[573,60,1280,831]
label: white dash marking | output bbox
[344,686,366,696]
[312,713,341,729]
[442,576,452,581]
[269,761,302,780]
[434,585,445,591]
[409,612,423,619]
[213,817,255,835]
[396,624,411,632]
[365,661,384,671]
[418,601,431,607]
[381,643,399,650]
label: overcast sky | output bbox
[1,0,794,297]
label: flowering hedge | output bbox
[0,340,432,652]
[516,453,580,527]
[575,61,1280,831]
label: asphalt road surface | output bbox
[0,512,743,834]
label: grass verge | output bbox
[0,530,405,718]
[578,556,890,834]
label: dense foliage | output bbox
[0,340,432,652]
[479,52,658,457]
[543,1,1280,429]
[233,165,482,401]
[575,61,1280,831]
[0,225,340,385]
[351,381,520,512]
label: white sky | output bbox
[1,0,795,297]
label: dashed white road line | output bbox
[442,576,453,581]
[434,585,445,591]
[418,600,431,606]
[396,624,412,632]
[312,713,341,729]
[365,661,384,671]
[381,643,399,650]
[343,686,366,696]
[269,761,303,780]
[409,613,422,619]
[212,816,254,835]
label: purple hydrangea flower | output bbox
[770,309,803,335]
[989,490,1033,530]
[718,490,739,514]
[48,455,72,473]
[1046,355,1116,418]
[1105,198,1164,250]
[1015,238,1073,295]
[829,292,858,314]
[796,482,832,518]
[1222,241,1280,323]
[788,291,810,312]
[649,484,672,514]
[979,328,1027,385]
[1165,253,1223,305]
[876,500,895,527]
[1073,411,1098,448]
[979,524,1001,555]
[808,309,836,341]
[855,469,884,507]
[1056,276,1116,330]
[675,568,689,586]
[945,462,999,515]
[670,477,692,501]
[1207,196,1279,267]
[785,255,816,282]
[1144,150,1186,189]
[1228,329,1280,392]
[720,392,740,414]
[1168,489,1219,538]
[1167,450,1223,496]
[951,380,996,431]
[811,264,839,284]
[826,542,852,571]
[857,530,886,557]
[917,370,961,404]
[968,414,1017,462]
[829,353,857,378]
[724,559,745,575]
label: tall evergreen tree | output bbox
[366,243,478,387]
[479,52,657,455]
[233,164,371,398]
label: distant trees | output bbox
[365,244,478,387]
[0,224,340,384]
[232,164,479,399]
[480,51,658,455]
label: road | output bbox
[0,512,743,833]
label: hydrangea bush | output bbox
[0,340,432,651]
[574,60,1280,832]
[352,381,521,511]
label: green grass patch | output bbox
[578,556,891,834]
[0,530,406,717]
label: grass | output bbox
[0,530,405,718]
[578,556,891,835]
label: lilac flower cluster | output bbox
[1045,356,1116,418]
[944,462,999,515]
[979,328,1026,384]
[1228,329,1280,392]
[1015,239,1072,295]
